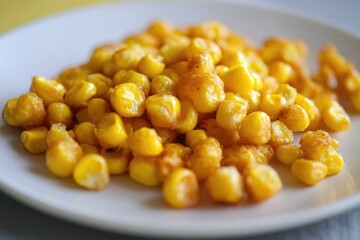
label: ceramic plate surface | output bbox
[1,1,360,238]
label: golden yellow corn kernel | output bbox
[75,108,90,124]
[87,98,111,124]
[244,165,282,202]
[131,118,152,131]
[147,20,173,39]
[137,54,165,78]
[15,93,46,127]
[2,98,19,126]
[242,90,261,113]
[46,140,82,177]
[64,80,97,108]
[278,104,310,132]
[276,84,298,104]
[220,48,247,67]
[185,37,222,64]
[74,122,98,146]
[350,90,360,112]
[169,61,188,77]
[96,113,127,149]
[216,99,247,130]
[222,144,274,172]
[151,75,177,95]
[187,52,215,75]
[47,102,73,128]
[318,45,349,78]
[343,70,360,93]
[295,94,317,122]
[73,153,109,190]
[215,65,229,79]
[111,83,145,118]
[88,44,118,72]
[261,76,279,94]
[222,65,255,96]
[269,61,292,83]
[185,129,208,149]
[154,127,178,144]
[113,45,145,70]
[163,143,192,159]
[187,137,222,181]
[160,40,188,65]
[87,73,112,98]
[252,73,264,92]
[145,94,181,128]
[125,33,160,48]
[100,148,129,175]
[80,144,99,154]
[239,111,271,145]
[260,94,287,121]
[174,99,198,133]
[46,123,74,146]
[189,21,229,41]
[322,100,350,132]
[300,130,338,151]
[21,127,48,154]
[275,144,303,166]
[269,120,294,147]
[291,159,328,186]
[113,70,151,96]
[201,118,240,148]
[157,148,184,180]
[102,59,118,77]
[30,76,66,106]
[205,166,243,204]
[161,68,180,83]
[129,156,161,187]
[128,127,163,156]
[56,66,91,90]
[248,56,269,78]
[163,167,199,208]
[177,73,225,113]
[224,92,249,105]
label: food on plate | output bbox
[3,21,358,208]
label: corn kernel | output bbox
[151,75,177,95]
[220,48,247,67]
[291,159,328,186]
[157,148,184,180]
[275,144,303,166]
[80,144,99,154]
[128,127,163,157]
[138,54,165,78]
[269,120,294,147]
[163,168,199,208]
[161,68,180,83]
[145,94,181,128]
[187,52,215,75]
[74,122,98,146]
[2,98,19,126]
[177,73,225,113]
[100,148,129,175]
[129,156,161,187]
[46,102,73,128]
[244,165,282,202]
[185,37,222,64]
[295,94,318,124]
[64,80,97,108]
[30,76,66,106]
[185,129,208,149]
[169,61,188,77]
[269,61,293,83]
[56,66,90,90]
[147,20,174,39]
[87,98,111,124]
[75,108,90,124]
[187,137,222,181]
[111,83,146,118]
[239,111,271,145]
[113,45,145,70]
[21,127,48,154]
[205,166,243,204]
[260,94,287,121]
[201,119,240,148]
[160,40,188,65]
[278,104,310,132]
[216,99,247,130]
[73,153,109,190]
[87,73,112,98]
[46,140,82,177]
[88,44,118,72]
[215,65,229,79]
[242,90,261,113]
[96,113,127,149]
[222,65,255,96]
[47,123,74,147]
[322,100,350,132]
[174,99,198,133]
[113,70,150,96]
[163,143,192,159]
[15,93,46,127]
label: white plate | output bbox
[1,0,360,238]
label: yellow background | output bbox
[0,0,115,33]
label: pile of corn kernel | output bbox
[3,21,360,208]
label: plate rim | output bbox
[1,0,360,238]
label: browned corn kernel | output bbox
[278,104,310,132]
[15,93,46,127]
[269,120,294,147]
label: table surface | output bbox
[1,0,360,239]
